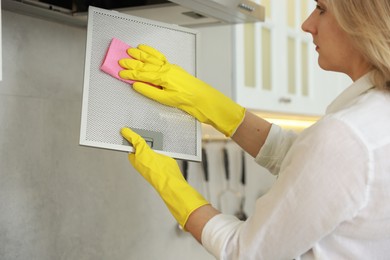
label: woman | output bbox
[118,0,390,258]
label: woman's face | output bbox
[301,0,370,80]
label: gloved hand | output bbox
[121,127,209,229]
[119,45,245,137]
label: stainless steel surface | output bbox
[218,147,242,213]
[2,0,265,27]
[235,151,247,221]
[171,0,265,24]
[202,147,211,200]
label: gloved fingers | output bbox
[121,127,182,181]
[137,44,167,63]
[121,127,154,170]
[119,58,143,70]
[119,70,164,86]
[119,58,162,72]
[120,127,147,151]
[127,45,166,66]
[118,69,133,81]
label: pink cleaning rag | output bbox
[101,38,135,84]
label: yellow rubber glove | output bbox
[121,127,209,229]
[119,45,245,137]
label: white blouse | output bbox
[201,73,390,260]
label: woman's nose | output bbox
[301,12,316,34]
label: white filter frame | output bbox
[80,6,202,161]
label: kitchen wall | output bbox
[0,10,276,260]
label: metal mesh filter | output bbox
[80,7,201,161]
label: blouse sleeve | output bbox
[201,117,370,259]
[255,124,298,175]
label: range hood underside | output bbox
[2,0,264,27]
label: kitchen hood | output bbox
[2,0,265,27]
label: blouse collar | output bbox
[326,72,375,114]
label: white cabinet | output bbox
[197,0,351,116]
[233,0,350,116]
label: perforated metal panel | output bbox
[80,7,201,161]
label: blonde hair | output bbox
[327,0,390,90]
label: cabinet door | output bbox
[234,0,282,112]
[234,0,347,116]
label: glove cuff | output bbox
[206,100,245,137]
[160,180,209,229]
[220,106,246,137]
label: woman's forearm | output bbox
[232,110,272,158]
[185,111,271,243]
[185,205,220,243]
